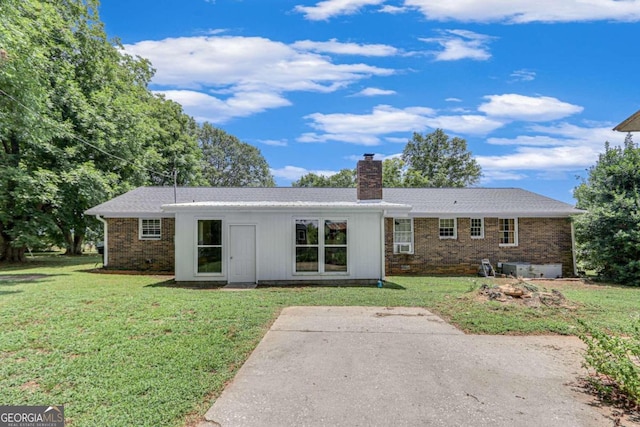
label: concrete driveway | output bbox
[202,306,609,427]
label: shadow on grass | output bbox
[258,281,406,290]
[0,290,23,296]
[145,280,406,290]
[145,279,226,290]
[0,274,62,286]
[0,254,102,271]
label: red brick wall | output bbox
[357,157,383,200]
[106,218,175,271]
[385,217,575,277]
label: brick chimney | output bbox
[357,153,382,201]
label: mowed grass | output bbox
[1,255,639,426]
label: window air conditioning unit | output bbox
[397,244,412,254]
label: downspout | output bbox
[570,219,577,277]
[96,215,108,267]
[380,212,386,282]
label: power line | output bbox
[0,88,173,180]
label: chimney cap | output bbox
[363,153,375,160]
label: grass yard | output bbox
[1,254,639,426]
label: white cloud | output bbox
[271,166,338,181]
[478,94,583,121]
[477,145,599,171]
[445,97,462,102]
[295,0,386,21]
[259,139,288,147]
[353,87,397,96]
[300,104,437,145]
[298,103,508,145]
[477,123,626,179]
[380,5,407,14]
[425,115,505,135]
[292,39,399,56]
[404,0,640,23]
[510,69,536,82]
[124,35,394,123]
[480,170,529,182]
[156,90,291,123]
[421,29,495,61]
[384,136,409,143]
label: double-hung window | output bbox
[295,219,348,273]
[324,220,347,272]
[295,220,319,272]
[470,218,484,239]
[139,218,161,240]
[439,218,457,239]
[197,220,222,273]
[499,218,518,246]
[393,218,413,254]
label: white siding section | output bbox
[174,210,382,282]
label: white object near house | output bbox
[163,201,410,283]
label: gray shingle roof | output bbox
[85,186,583,217]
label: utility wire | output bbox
[0,87,173,180]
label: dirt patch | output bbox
[476,278,579,309]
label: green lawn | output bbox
[1,254,639,426]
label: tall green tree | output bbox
[292,168,356,187]
[0,0,203,259]
[199,123,275,187]
[0,0,62,260]
[402,129,482,187]
[574,135,640,286]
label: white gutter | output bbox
[571,220,577,277]
[95,215,108,267]
[380,212,386,282]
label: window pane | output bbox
[198,220,222,246]
[296,247,318,272]
[394,218,411,232]
[198,247,222,273]
[499,219,515,244]
[394,218,412,244]
[439,218,455,237]
[470,218,483,237]
[142,219,161,237]
[325,220,347,245]
[295,220,318,245]
[325,247,347,272]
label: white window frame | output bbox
[139,218,161,240]
[438,218,457,240]
[470,218,484,239]
[293,218,348,275]
[393,218,414,254]
[195,218,224,276]
[498,218,518,247]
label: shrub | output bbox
[578,319,640,406]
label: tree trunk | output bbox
[0,239,26,262]
[63,230,85,255]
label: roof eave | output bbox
[614,110,640,132]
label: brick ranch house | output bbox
[86,155,583,284]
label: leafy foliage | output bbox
[292,168,356,187]
[579,319,640,407]
[0,0,205,259]
[292,130,482,188]
[574,135,640,285]
[199,123,274,187]
[402,129,482,187]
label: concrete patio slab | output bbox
[203,306,609,427]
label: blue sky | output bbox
[99,0,640,203]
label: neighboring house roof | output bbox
[85,186,584,217]
[614,109,640,132]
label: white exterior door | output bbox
[229,225,256,283]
